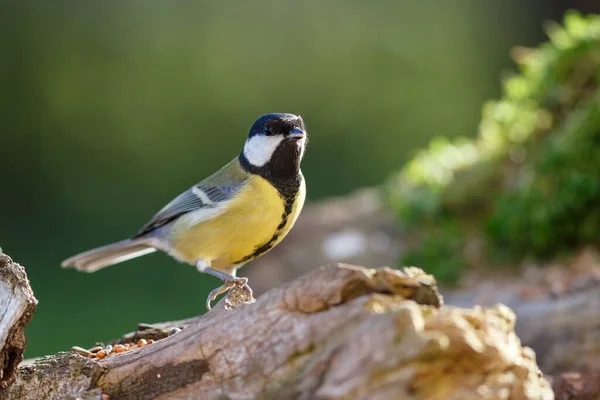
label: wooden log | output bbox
[444,249,600,375]
[0,264,552,400]
[0,253,38,389]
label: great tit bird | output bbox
[62,113,307,309]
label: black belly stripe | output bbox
[236,151,303,265]
[232,191,296,265]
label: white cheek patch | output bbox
[243,135,284,167]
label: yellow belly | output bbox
[168,174,305,271]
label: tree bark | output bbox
[0,263,552,400]
[0,253,37,389]
[444,248,600,375]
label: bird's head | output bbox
[241,113,307,178]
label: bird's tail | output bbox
[61,238,157,273]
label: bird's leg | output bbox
[204,268,255,310]
[196,260,255,310]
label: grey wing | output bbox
[134,183,239,237]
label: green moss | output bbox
[385,11,600,282]
[400,221,466,284]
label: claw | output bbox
[205,277,253,310]
[206,283,232,310]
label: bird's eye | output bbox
[264,126,272,135]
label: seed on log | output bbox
[88,346,104,353]
[113,344,126,353]
[96,350,108,359]
[169,328,182,336]
[71,346,91,357]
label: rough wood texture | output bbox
[4,354,104,400]
[445,248,600,375]
[61,389,105,400]
[0,264,552,400]
[0,253,38,389]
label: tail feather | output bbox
[61,238,157,273]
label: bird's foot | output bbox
[224,280,255,310]
[206,277,255,310]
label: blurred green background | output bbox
[1,1,598,357]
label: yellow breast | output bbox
[169,174,305,271]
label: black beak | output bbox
[288,127,305,139]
